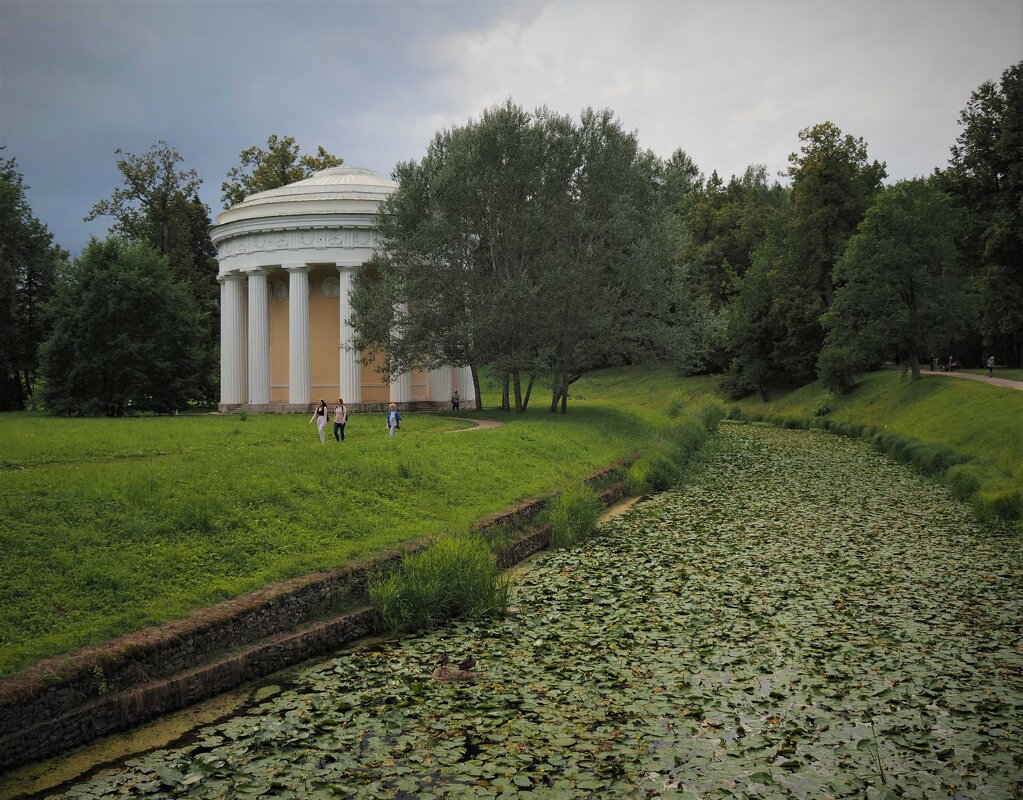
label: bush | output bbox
[368,534,510,632]
[544,485,602,548]
[817,345,859,394]
[945,463,982,500]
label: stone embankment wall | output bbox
[0,455,634,771]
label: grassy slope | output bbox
[576,365,1022,514]
[0,399,661,676]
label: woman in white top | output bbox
[309,399,327,443]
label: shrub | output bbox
[974,482,1023,523]
[817,345,858,394]
[368,534,510,632]
[624,461,650,495]
[945,463,982,500]
[666,394,686,418]
[544,485,603,548]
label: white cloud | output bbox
[425,0,1022,182]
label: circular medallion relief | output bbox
[272,280,288,301]
[320,275,340,299]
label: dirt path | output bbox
[444,416,504,432]
[921,370,1023,391]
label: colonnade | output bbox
[218,263,473,411]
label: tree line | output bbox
[1,60,1019,414]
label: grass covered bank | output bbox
[0,404,662,677]
[576,365,1023,524]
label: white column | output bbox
[337,265,361,404]
[458,365,476,408]
[247,269,271,406]
[428,366,452,405]
[220,274,247,405]
[286,264,311,406]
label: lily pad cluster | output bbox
[54,425,1022,799]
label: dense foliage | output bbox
[349,102,708,413]
[0,153,67,410]
[86,141,220,404]
[40,238,205,415]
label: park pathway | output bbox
[24,424,1023,799]
[921,369,1023,391]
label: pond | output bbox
[25,424,1023,798]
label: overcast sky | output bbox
[1,0,1020,256]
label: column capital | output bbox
[335,260,363,271]
[245,268,271,277]
[284,262,312,273]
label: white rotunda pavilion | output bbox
[211,166,475,414]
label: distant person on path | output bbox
[386,402,402,438]
[451,389,460,411]
[986,356,995,376]
[310,399,327,443]
[333,398,348,442]
[930,355,937,371]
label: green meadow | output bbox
[1,366,1020,677]
[0,405,656,676]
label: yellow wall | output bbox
[361,349,389,404]
[310,268,340,398]
[269,278,288,402]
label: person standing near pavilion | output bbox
[333,397,348,442]
[451,389,460,411]
[309,399,328,443]
[386,402,402,437]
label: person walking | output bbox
[986,355,995,377]
[386,402,402,438]
[333,398,348,442]
[310,399,328,443]
[451,389,460,411]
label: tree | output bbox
[40,238,204,416]
[942,60,1023,366]
[86,141,219,404]
[0,153,67,410]
[351,102,695,413]
[221,134,343,208]
[350,101,552,411]
[819,179,966,389]
[770,122,886,383]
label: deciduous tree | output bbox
[819,179,966,389]
[86,142,219,404]
[942,60,1023,366]
[40,238,203,416]
[0,153,67,410]
[221,134,343,208]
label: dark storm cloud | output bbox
[1,0,1021,255]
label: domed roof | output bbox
[215,166,397,227]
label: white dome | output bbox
[216,166,397,226]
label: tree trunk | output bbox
[470,364,483,411]
[560,389,567,414]
[501,371,511,412]
[522,373,535,412]
[513,370,523,413]
[910,352,921,381]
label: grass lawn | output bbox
[0,399,661,677]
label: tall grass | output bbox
[368,534,510,632]
[543,485,602,548]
